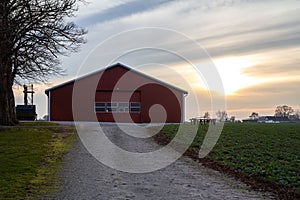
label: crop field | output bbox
[158,123,300,198]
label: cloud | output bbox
[76,0,175,26]
[206,32,300,59]
[77,0,300,65]
[242,63,300,79]
[227,80,300,110]
[75,0,135,18]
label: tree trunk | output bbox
[0,1,18,126]
[0,63,18,126]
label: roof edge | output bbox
[45,63,188,95]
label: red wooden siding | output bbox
[49,83,74,121]
[46,64,185,123]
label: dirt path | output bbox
[50,124,274,200]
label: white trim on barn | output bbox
[48,90,51,122]
[181,93,186,123]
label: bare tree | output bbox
[216,110,228,122]
[289,109,300,121]
[0,0,86,125]
[229,116,235,122]
[274,105,294,118]
[249,112,259,120]
[203,112,210,119]
[295,110,300,120]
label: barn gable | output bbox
[45,63,187,95]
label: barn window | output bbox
[95,102,106,112]
[130,102,141,113]
[118,102,129,113]
[95,102,140,113]
[106,102,118,112]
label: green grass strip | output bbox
[18,121,60,126]
[0,127,74,199]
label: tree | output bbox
[288,109,300,121]
[203,112,210,119]
[0,0,86,125]
[229,116,235,122]
[216,110,228,122]
[274,105,294,118]
[296,110,300,120]
[249,112,259,120]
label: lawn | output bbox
[158,123,300,198]
[0,125,74,199]
[17,121,60,126]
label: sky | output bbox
[14,0,300,120]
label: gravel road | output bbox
[49,124,274,200]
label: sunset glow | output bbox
[213,57,257,95]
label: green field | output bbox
[0,126,74,199]
[159,123,300,197]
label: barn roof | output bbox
[45,63,188,95]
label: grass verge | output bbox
[155,123,300,199]
[18,121,60,126]
[0,126,75,199]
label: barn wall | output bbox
[50,82,74,121]
[48,65,184,123]
[139,84,182,123]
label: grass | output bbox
[18,121,60,126]
[159,123,300,196]
[0,126,75,199]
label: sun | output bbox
[212,56,259,95]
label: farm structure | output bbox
[45,63,188,123]
[16,85,37,121]
[257,116,290,123]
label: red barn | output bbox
[45,63,188,123]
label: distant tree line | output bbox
[274,105,299,120]
[203,105,300,123]
[201,111,236,122]
[247,105,300,121]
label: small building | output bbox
[16,105,37,121]
[242,119,258,123]
[45,63,188,123]
[258,116,290,123]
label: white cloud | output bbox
[76,0,135,18]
